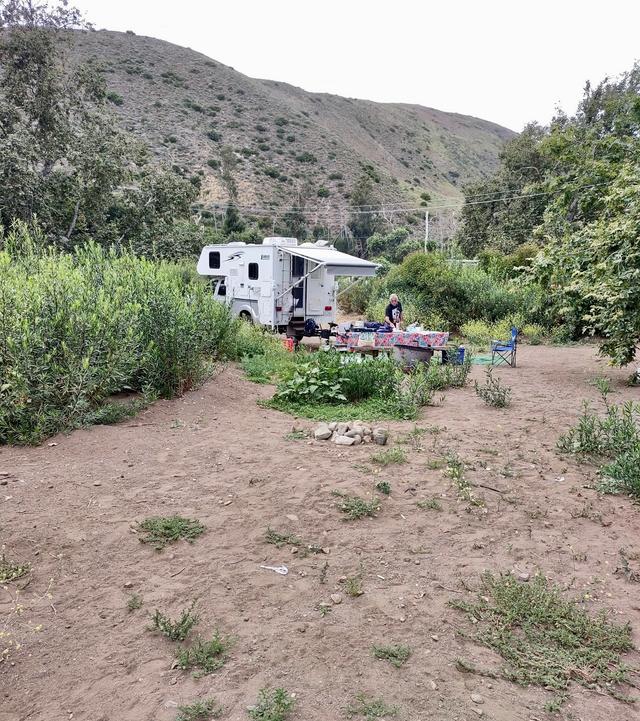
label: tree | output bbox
[455,123,550,257]
[0,0,198,253]
[348,174,382,256]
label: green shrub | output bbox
[475,368,512,407]
[522,323,545,344]
[295,152,317,163]
[601,447,640,499]
[317,187,330,198]
[0,231,235,444]
[106,91,124,106]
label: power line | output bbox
[197,178,615,219]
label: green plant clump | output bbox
[371,448,407,466]
[451,572,635,704]
[333,491,381,520]
[138,516,206,550]
[346,693,398,719]
[475,368,512,407]
[372,644,412,668]
[150,601,199,641]
[176,633,231,676]
[248,687,295,721]
[375,480,391,495]
[176,698,222,721]
[0,554,30,583]
[0,236,237,445]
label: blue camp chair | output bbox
[491,327,518,367]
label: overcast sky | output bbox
[74,0,639,132]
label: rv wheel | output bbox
[239,311,253,323]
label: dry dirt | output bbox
[2,345,640,721]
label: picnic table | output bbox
[334,329,452,365]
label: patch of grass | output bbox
[284,430,308,441]
[346,693,399,719]
[450,572,635,704]
[263,396,418,422]
[417,497,442,511]
[176,699,222,721]
[138,516,205,550]
[372,643,412,668]
[127,593,143,612]
[371,448,407,466]
[265,528,301,548]
[176,633,231,676]
[248,687,295,721]
[75,396,152,427]
[344,575,364,597]
[426,458,445,470]
[332,491,381,520]
[0,554,30,583]
[475,368,511,407]
[318,602,332,617]
[151,601,198,641]
[375,480,391,495]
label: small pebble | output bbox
[431,634,439,642]
[93,481,101,487]
[330,593,343,605]
[470,693,484,704]
[428,679,438,691]
[123,582,134,589]
[518,572,530,582]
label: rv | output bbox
[196,237,377,338]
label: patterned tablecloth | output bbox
[335,330,449,349]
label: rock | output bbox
[518,572,530,582]
[336,422,349,436]
[373,428,389,445]
[334,435,356,446]
[0,480,7,486]
[330,593,343,605]
[430,634,439,642]
[362,426,372,436]
[472,710,484,717]
[93,481,102,487]
[345,427,364,438]
[352,435,362,445]
[123,581,134,589]
[285,514,299,521]
[314,425,332,441]
[470,693,484,704]
[428,679,438,691]
[328,422,337,431]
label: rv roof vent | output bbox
[227,241,246,246]
[299,242,315,247]
[263,236,298,247]
[314,239,330,247]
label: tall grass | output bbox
[0,224,235,444]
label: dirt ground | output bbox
[2,346,640,721]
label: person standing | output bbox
[384,294,403,329]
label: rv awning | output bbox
[280,246,378,277]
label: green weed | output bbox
[346,693,399,719]
[417,498,442,511]
[176,698,222,721]
[332,491,381,520]
[0,554,30,583]
[374,480,391,495]
[344,576,364,597]
[176,633,231,676]
[284,430,308,441]
[138,516,206,550]
[248,687,295,721]
[451,572,635,704]
[126,593,143,612]
[265,528,301,548]
[372,643,411,668]
[150,601,198,641]
[475,368,511,407]
[371,448,407,466]
[445,453,483,506]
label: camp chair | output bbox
[491,327,518,367]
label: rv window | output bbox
[291,255,305,277]
[209,251,220,269]
[248,262,259,280]
[217,283,226,297]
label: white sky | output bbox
[74,0,640,132]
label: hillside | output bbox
[71,30,515,225]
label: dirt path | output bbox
[2,346,640,721]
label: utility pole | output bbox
[424,210,429,253]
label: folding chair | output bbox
[491,327,518,367]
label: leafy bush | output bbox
[0,235,236,444]
[601,447,640,499]
[295,152,317,163]
[150,601,199,641]
[106,91,124,106]
[248,688,295,721]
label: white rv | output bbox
[196,237,377,338]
